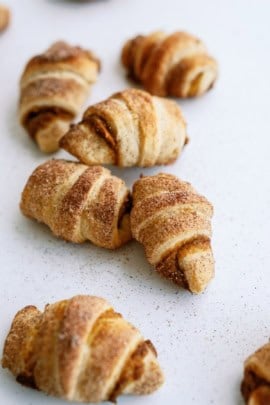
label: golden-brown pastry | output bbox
[0,4,10,32]
[20,159,131,249]
[130,173,214,293]
[241,343,270,404]
[2,295,164,403]
[60,88,187,167]
[19,41,100,153]
[121,31,218,98]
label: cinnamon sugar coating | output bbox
[20,159,131,249]
[130,173,215,293]
[60,88,187,167]
[19,41,100,152]
[2,295,164,403]
[121,31,218,98]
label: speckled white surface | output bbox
[1,1,270,404]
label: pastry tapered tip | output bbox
[60,123,116,165]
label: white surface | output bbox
[1,0,270,404]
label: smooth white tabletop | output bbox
[1,1,270,404]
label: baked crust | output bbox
[242,343,270,404]
[248,386,270,405]
[20,159,132,249]
[130,173,214,293]
[19,41,100,152]
[121,31,218,98]
[60,88,187,167]
[2,295,164,402]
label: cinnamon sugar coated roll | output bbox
[242,343,270,404]
[19,41,100,152]
[121,31,218,98]
[130,173,215,293]
[2,295,164,403]
[60,88,187,167]
[20,160,131,249]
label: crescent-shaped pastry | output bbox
[19,41,100,152]
[130,173,215,293]
[121,31,218,98]
[20,159,131,249]
[2,295,164,403]
[242,343,270,404]
[60,88,187,167]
